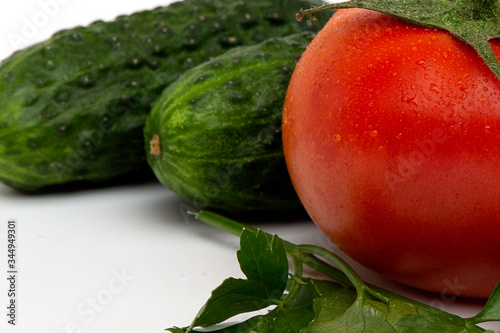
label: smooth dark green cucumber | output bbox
[144,32,316,214]
[0,0,328,190]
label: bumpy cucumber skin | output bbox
[144,33,316,214]
[0,0,329,191]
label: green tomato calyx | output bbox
[298,0,500,81]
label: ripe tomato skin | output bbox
[283,8,500,298]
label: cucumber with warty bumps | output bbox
[144,32,315,214]
[0,0,329,190]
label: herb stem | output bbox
[189,210,248,237]
[292,252,303,277]
[298,244,390,304]
[298,244,363,291]
[192,210,471,318]
[191,210,353,286]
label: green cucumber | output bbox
[144,32,315,214]
[0,0,328,191]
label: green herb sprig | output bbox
[167,210,500,333]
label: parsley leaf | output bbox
[188,229,289,329]
[187,280,321,333]
[237,229,289,297]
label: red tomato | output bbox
[283,8,500,298]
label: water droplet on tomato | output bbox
[370,130,378,138]
[401,94,418,107]
[429,83,440,93]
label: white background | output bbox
[0,1,499,332]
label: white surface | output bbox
[0,1,499,332]
[0,182,498,333]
